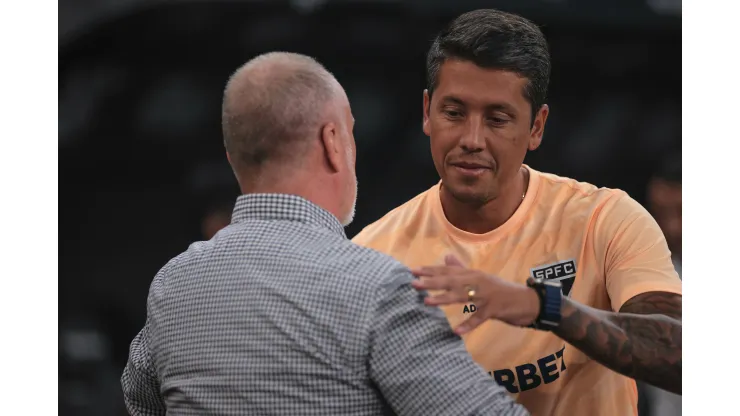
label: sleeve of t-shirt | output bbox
[594,192,682,312]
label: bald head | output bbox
[221,52,358,226]
[222,52,341,175]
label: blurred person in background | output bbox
[200,199,234,240]
[646,152,681,278]
[188,163,241,241]
[637,152,682,416]
[354,9,681,416]
[121,52,528,415]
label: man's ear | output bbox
[423,90,431,137]
[320,122,342,173]
[528,104,549,151]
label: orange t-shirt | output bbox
[352,165,682,416]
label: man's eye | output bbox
[444,110,463,118]
[488,116,509,125]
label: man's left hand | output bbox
[411,255,541,335]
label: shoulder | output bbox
[597,190,651,223]
[535,169,623,205]
[149,240,212,285]
[594,190,664,249]
[529,168,633,224]
[532,168,653,235]
[536,172,670,270]
[155,229,414,305]
[352,184,436,247]
[329,240,416,289]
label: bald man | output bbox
[121,52,527,416]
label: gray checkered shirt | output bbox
[122,194,528,416]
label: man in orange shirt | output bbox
[352,9,681,416]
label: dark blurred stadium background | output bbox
[59,0,681,414]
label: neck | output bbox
[440,166,529,234]
[238,169,342,220]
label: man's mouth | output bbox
[450,162,491,176]
[452,162,489,169]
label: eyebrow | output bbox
[440,95,517,115]
[440,96,466,106]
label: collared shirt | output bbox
[122,193,527,416]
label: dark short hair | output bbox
[426,9,551,122]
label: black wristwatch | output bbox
[526,277,563,331]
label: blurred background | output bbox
[59,0,682,414]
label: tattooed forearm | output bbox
[552,292,682,394]
[619,292,682,320]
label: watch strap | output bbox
[526,277,563,331]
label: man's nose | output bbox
[459,116,485,152]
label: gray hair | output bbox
[221,52,339,173]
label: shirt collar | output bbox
[231,193,346,238]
